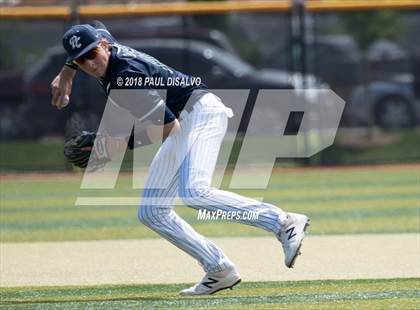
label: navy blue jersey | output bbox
[100,43,208,124]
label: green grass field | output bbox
[1,165,418,242]
[1,164,419,308]
[1,278,418,309]
[1,129,420,171]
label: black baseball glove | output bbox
[63,131,110,171]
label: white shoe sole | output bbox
[179,277,242,296]
[208,278,242,295]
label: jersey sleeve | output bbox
[89,20,117,44]
[147,105,176,125]
[88,20,107,30]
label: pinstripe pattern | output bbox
[138,93,287,273]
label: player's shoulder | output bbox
[98,29,117,44]
[107,66,147,91]
[111,45,148,71]
[113,43,158,65]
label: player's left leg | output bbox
[178,93,310,268]
[178,93,287,235]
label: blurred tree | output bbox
[186,0,265,66]
[340,11,403,134]
[187,0,230,32]
[0,41,14,71]
[342,11,402,51]
[0,22,17,71]
[231,38,263,67]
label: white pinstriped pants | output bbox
[138,93,287,273]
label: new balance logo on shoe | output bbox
[179,268,241,295]
[285,227,297,240]
[202,277,219,288]
[278,213,310,268]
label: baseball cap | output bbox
[62,24,101,61]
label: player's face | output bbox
[75,41,110,78]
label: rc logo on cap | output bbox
[62,24,101,61]
[69,35,82,49]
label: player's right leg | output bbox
[179,265,241,296]
[137,129,239,293]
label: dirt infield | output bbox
[1,234,419,287]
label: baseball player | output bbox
[53,23,310,296]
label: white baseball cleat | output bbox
[278,212,310,268]
[179,266,241,296]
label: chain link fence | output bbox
[0,2,419,170]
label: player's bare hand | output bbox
[51,66,76,109]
